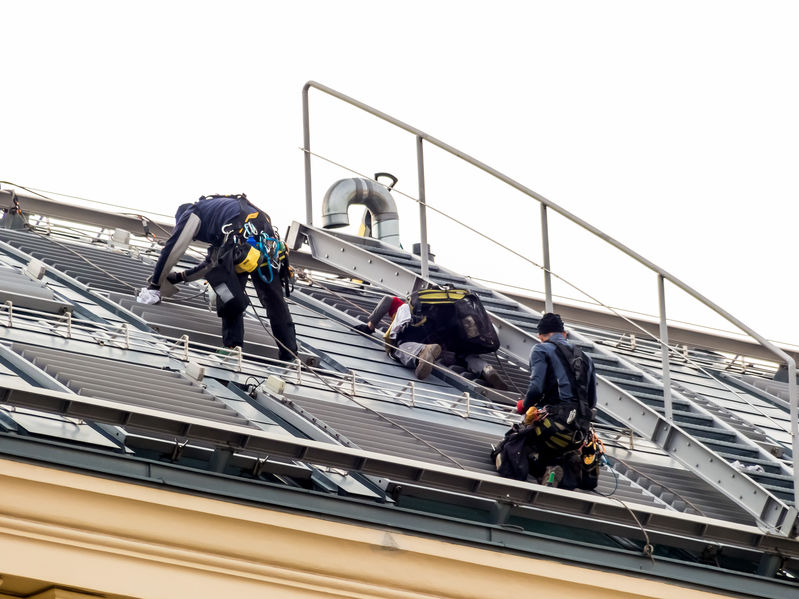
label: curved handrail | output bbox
[302,80,799,510]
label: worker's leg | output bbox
[221,312,245,348]
[366,296,396,329]
[391,341,425,368]
[391,341,441,380]
[220,272,248,349]
[463,354,507,390]
[251,268,298,362]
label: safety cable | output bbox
[467,274,785,346]
[589,462,619,498]
[494,354,525,395]
[300,151,794,439]
[1,181,174,241]
[25,227,140,293]
[240,291,471,471]
[603,494,656,564]
[1,181,174,221]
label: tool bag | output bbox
[560,428,604,490]
[205,248,248,318]
[406,287,499,354]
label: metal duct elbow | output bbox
[321,178,400,246]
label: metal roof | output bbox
[0,195,797,596]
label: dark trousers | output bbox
[221,266,298,361]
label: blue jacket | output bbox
[521,333,597,411]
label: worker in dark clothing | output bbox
[137,194,298,362]
[356,294,506,388]
[502,312,597,485]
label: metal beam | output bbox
[0,189,174,243]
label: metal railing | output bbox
[301,80,799,507]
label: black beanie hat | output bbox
[537,312,564,334]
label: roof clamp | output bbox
[24,258,46,281]
[265,375,286,396]
[170,438,189,462]
[185,361,205,382]
[252,456,269,478]
[109,228,131,250]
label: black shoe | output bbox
[482,365,508,390]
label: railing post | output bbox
[416,135,430,280]
[4,300,12,327]
[182,335,189,361]
[296,358,303,384]
[789,361,799,507]
[409,380,415,407]
[66,311,72,339]
[302,83,314,226]
[540,204,553,313]
[657,275,673,420]
[351,371,357,395]
[123,323,130,350]
[463,391,470,418]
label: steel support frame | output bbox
[291,222,795,532]
[300,80,799,517]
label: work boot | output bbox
[414,344,442,380]
[541,465,564,488]
[215,346,240,357]
[481,365,507,390]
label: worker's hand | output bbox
[137,287,161,305]
[516,399,525,414]
[166,271,185,285]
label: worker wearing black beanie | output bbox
[537,312,565,336]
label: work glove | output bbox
[137,287,161,305]
[516,399,525,414]
[166,271,185,284]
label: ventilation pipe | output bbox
[321,177,401,247]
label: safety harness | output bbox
[202,194,294,318]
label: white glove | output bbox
[137,287,161,304]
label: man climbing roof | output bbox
[137,194,298,362]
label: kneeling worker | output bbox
[137,193,298,362]
[512,313,597,485]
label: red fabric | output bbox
[516,399,525,414]
[388,296,405,318]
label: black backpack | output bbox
[547,340,595,425]
[405,287,499,355]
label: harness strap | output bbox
[547,340,591,421]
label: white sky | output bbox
[4,1,799,347]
